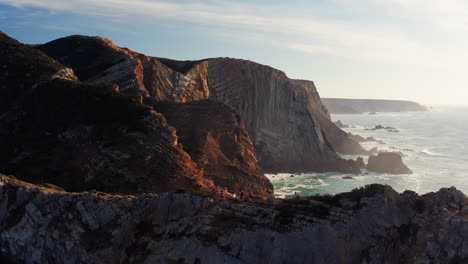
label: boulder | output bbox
[367,152,413,174]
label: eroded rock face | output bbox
[204,59,364,173]
[367,152,413,174]
[38,36,364,173]
[149,99,273,197]
[1,176,467,264]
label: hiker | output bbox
[240,191,245,200]
[232,193,237,198]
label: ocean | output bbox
[266,106,468,198]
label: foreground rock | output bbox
[1,175,467,263]
[367,152,413,174]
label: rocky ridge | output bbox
[1,175,466,264]
[38,35,366,173]
[0,33,272,197]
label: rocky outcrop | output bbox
[323,98,427,114]
[1,175,467,263]
[149,99,273,197]
[367,152,413,174]
[37,36,211,101]
[1,33,261,196]
[38,36,365,172]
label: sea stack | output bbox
[367,152,413,174]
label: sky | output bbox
[1,0,467,105]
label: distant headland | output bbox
[322,98,427,114]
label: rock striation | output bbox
[322,98,427,114]
[1,175,466,264]
[38,35,365,172]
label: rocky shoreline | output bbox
[1,175,467,263]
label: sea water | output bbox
[266,106,468,198]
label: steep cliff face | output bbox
[1,175,467,264]
[39,36,364,172]
[204,59,367,166]
[1,33,274,197]
[149,99,273,197]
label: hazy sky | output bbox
[1,0,467,105]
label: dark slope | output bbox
[0,33,209,194]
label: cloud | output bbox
[0,0,464,68]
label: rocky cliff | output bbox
[38,35,365,171]
[322,98,427,114]
[1,175,467,264]
[149,99,273,196]
[0,33,273,197]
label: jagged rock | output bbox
[367,152,413,174]
[0,176,466,263]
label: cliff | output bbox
[38,35,366,170]
[149,99,273,196]
[1,175,467,263]
[322,98,427,114]
[0,33,272,197]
